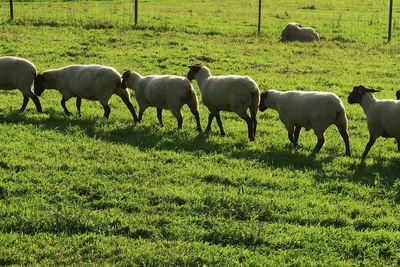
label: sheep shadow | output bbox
[0,111,333,171]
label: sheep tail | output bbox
[335,108,348,129]
[184,86,199,109]
[249,91,260,116]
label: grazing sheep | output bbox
[396,90,400,100]
[34,65,138,120]
[348,85,400,160]
[259,90,351,155]
[121,71,201,131]
[187,64,260,141]
[280,22,320,42]
[0,56,42,112]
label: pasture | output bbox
[0,0,400,265]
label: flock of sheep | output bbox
[0,55,399,161]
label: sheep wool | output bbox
[121,71,201,131]
[348,85,400,160]
[281,22,320,42]
[0,56,42,112]
[34,64,138,120]
[187,64,260,141]
[259,89,350,155]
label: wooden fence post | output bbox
[134,0,138,25]
[258,0,262,33]
[9,0,14,20]
[388,0,393,42]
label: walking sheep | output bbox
[280,22,320,42]
[187,64,260,141]
[0,56,42,113]
[34,65,138,120]
[259,90,351,155]
[121,71,201,131]
[348,85,400,160]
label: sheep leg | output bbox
[206,113,215,133]
[337,126,351,156]
[362,136,376,161]
[397,139,400,152]
[76,97,82,117]
[101,103,111,119]
[313,134,325,153]
[19,95,29,113]
[215,112,226,136]
[26,91,43,113]
[157,108,163,127]
[171,109,183,130]
[188,106,201,132]
[250,107,257,138]
[294,126,302,144]
[118,94,138,122]
[61,97,71,116]
[138,111,144,122]
[239,113,255,141]
[287,126,301,148]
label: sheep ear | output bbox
[122,70,131,79]
[188,64,202,71]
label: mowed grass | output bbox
[0,0,400,265]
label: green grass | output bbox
[0,0,400,265]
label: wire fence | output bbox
[1,0,400,41]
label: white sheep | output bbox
[348,85,400,160]
[34,64,138,120]
[280,22,320,42]
[259,89,351,155]
[121,71,201,131]
[396,90,400,100]
[187,64,260,141]
[0,56,42,112]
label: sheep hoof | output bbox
[196,127,202,133]
[65,112,72,117]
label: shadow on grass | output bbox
[0,111,331,171]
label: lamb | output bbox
[121,70,201,131]
[34,64,138,120]
[348,85,400,160]
[280,22,320,42]
[187,64,260,141]
[0,56,42,113]
[259,90,351,155]
[396,90,400,100]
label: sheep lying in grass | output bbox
[280,22,320,42]
[187,64,260,141]
[0,56,42,113]
[396,90,400,100]
[348,85,400,160]
[259,90,351,155]
[34,65,138,120]
[121,71,201,131]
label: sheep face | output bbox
[258,91,269,111]
[396,90,400,100]
[121,70,131,89]
[187,64,203,81]
[348,85,380,104]
[34,74,46,96]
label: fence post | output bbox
[388,0,393,42]
[9,0,14,20]
[134,0,138,25]
[258,0,262,33]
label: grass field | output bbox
[0,0,400,265]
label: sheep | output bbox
[121,70,201,131]
[34,64,138,120]
[259,89,351,155]
[187,64,260,141]
[0,56,42,113]
[348,85,400,160]
[280,22,320,42]
[396,90,400,100]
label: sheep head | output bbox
[34,74,46,96]
[187,64,203,81]
[121,70,131,89]
[259,91,269,112]
[396,90,400,100]
[348,85,380,104]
